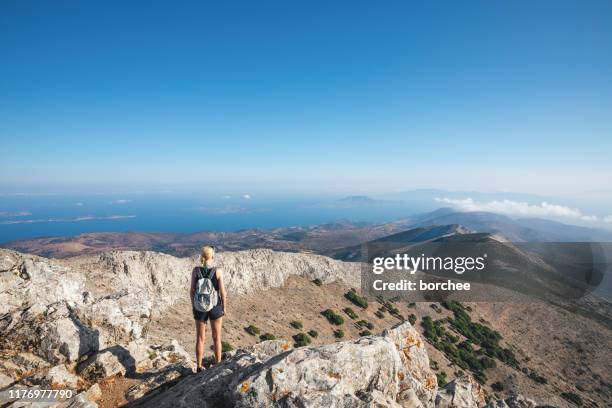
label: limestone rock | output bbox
[35,364,81,388]
[84,384,102,401]
[485,395,539,408]
[384,322,438,406]
[435,376,485,408]
[0,372,12,388]
[248,339,293,361]
[78,346,135,381]
[505,395,538,408]
[0,250,20,272]
[125,363,193,402]
[134,322,437,408]
[56,392,98,408]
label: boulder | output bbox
[248,339,293,361]
[0,250,20,272]
[435,376,485,408]
[35,364,81,388]
[505,395,538,408]
[84,384,102,401]
[0,372,12,388]
[485,395,540,408]
[383,322,438,406]
[0,352,50,385]
[56,392,98,408]
[125,363,194,402]
[78,346,135,381]
[39,316,104,364]
[132,322,437,408]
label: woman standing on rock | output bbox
[190,245,227,372]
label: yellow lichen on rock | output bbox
[424,374,437,390]
[239,381,250,393]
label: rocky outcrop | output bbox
[0,248,540,408]
[129,322,437,408]
[436,376,486,408]
[0,248,358,368]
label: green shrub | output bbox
[374,310,385,319]
[312,278,323,286]
[322,309,344,325]
[474,371,487,384]
[357,320,374,330]
[221,341,233,353]
[307,329,318,338]
[421,316,444,343]
[383,301,401,317]
[430,303,442,313]
[408,302,416,307]
[359,330,372,336]
[343,307,358,319]
[290,320,303,329]
[408,314,417,325]
[245,324,261,336]
[528,371,548,384]
[333,329,344,339]
[491,381,504,392]
[479,356,497,369]
[436,371,447,386]
[345,289,368,309]
[560,392,582,406]
[259,333,276,341]
[443,300,519,369]
[293,333,311,347]
[430,360,439,370]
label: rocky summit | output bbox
[1,248,539,407]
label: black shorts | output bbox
[193,303,224,322]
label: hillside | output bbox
[1,248,610,407]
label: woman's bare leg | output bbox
[195,320,206,369]
[211,317,223,363]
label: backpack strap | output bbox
[198,266,216,280]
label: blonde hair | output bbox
[201,246,215,265]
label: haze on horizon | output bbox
[1,1,611,196]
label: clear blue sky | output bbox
[1,1,611,195]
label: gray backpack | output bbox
[193,266,219,312]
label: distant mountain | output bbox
[309,195,399,208]
[409,208,612,242]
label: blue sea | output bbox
[0,192,430,243]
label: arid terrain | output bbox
[1,216,611,407]
[147,275,611,408]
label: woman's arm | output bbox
[217,269,227,314]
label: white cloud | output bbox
[75,202,84,206]
[243,194,251,200]
[604,215,612,224]
[110,199,132,204]
[222,195,232,199]
[435,197,600,222]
